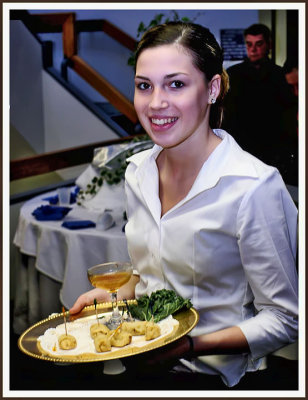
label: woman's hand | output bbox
[127,335,192,376]
[69,288,109,315]
[145,335,192,364]
[69,275,140,315]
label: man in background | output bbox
[222,24,298,185]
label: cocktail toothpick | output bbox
[62,306,68,336]
[109,322,123,339]
[94,298,99,324]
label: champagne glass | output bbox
[87,262,133,329]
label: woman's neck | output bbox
[157,128,221,179]
[156,129,222,216]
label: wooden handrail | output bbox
[57,13,137,124]
[100,20,136,51]
[14,11,138,124]
[62,13,76,58]
[10,135,139,181]
[23,13,137,51]
[71,55,138,123]
[11,12,140,170]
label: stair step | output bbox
[95,102,143,135]
[95,102,122,117]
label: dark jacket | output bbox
[222,57,297,184]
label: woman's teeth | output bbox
[151,117,178,125]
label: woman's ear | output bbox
[208,74,221,104]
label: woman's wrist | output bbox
[185,335,195,357]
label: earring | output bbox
[210,97,216,104]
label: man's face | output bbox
[245,34,269,62]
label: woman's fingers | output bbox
[69,288,108,314]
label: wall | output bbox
[10,20,45,153]
[275,10,287,66]
[10,19,120,160]
[42,70,118,153]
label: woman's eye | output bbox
[136,82,151,90]
[170,80,184,89]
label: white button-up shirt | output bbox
[124,130,298,386]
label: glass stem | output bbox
[111,291,119,316]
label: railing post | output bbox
[62,13,77,58]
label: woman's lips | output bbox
[149,117,178,130]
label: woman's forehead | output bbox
[136,44,195,73]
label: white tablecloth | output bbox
[13,187,130,333]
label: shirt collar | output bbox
[128,130,260,218]
[129,130,259,180]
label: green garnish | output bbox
[129,289,192,323]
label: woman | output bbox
[70,22,298,388]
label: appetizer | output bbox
[94,333,112,352]
[90,322,110,338]
[110,330,132,347]
[145,321,161,341]
[121,320,147,335]
[58,333,77,350]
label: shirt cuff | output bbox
[236,310,296,361]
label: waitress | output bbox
[70,22,298,389]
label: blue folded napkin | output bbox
[43,187,80,205]
[32,205,72,221]
[61,220,96,230]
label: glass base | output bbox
[106,313,122,330]
[103,359,126,375]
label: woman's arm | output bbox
[193,325,249,355]
[69,274,140,314]
[141,325,250,366]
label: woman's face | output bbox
[134,44,211,149]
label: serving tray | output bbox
[18,300,199,363]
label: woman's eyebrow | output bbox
[135,72,187,80]
[165,72,187,78]
[135,75,150,80]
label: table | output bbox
[13,186,130,334]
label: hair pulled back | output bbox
[135,21,229,128]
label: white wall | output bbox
[10,21,45,153]
[42,70,118,152]
[10,19,120,159]
[275,10,287,67]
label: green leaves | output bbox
[129,289,193,323]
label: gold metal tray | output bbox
[18,301,199,363]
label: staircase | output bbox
[10,10,143,138]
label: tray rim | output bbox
[18,301,199,363]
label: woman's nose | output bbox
[149,88,168,109]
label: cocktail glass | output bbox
[87,262,133,329]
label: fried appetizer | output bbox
[58,334,77,350]
[145,321,161,341]
[94,333,112,352]
[90,322,110,339]
[121,321,147,336]
[110,330,132,347]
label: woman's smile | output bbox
[150,116,179,130]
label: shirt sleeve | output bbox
[236,170,298,360]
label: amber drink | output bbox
[89,271,132,293]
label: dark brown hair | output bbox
[244,23,271,45]
[134,21,229,128]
